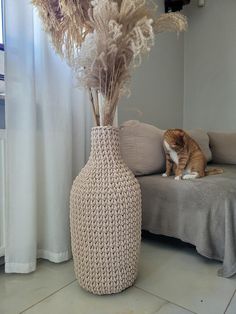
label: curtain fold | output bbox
[4,0,92,273]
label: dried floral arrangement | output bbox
[32,0,187,126]
[32,0,93,61]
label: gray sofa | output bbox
[120,121,236,278]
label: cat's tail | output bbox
[205,168,224,176]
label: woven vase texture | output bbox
[70,126,142,295]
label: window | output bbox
[0,0,3,50]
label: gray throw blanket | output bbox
[138,164,236,278]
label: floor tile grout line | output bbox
[10,275,230,314]
[134,285,198,314]
[224,288,236,314]
[19,279,77,314]
[18,280,197,314]
[150,300,169,314]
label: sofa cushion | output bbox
[120,120,165,176]
[120,121,213,175]
[188,129,212,162]
[208,132,236,165]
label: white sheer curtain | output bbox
[4,0,92,273]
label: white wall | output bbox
[119,0,236,132]
[183,0,236,132]
[118,1,184,129]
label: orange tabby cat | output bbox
[162,129,223,180]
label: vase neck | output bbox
[90,127,121,161]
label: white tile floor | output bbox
[1,235,236,314]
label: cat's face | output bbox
[164,129,185,152]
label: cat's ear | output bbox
[176,130,185,138]
[176,130,185,145]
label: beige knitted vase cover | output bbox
[70,126,142,295]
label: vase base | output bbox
[77,274,138,295]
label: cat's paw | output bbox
[183,174,198,180]
[162,173,168,177]
[174,175,182,180]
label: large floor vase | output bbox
[70,126,142,295]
